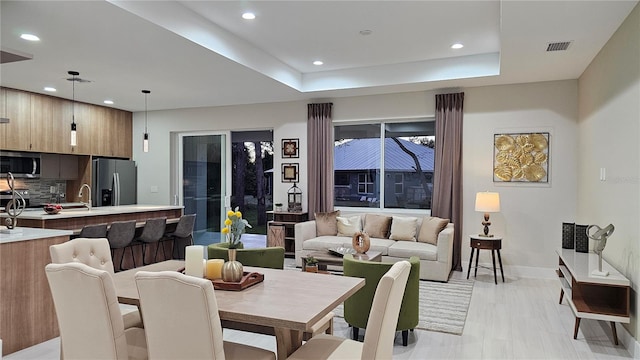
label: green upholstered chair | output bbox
[343,254,420,346]
[207,242,285,270]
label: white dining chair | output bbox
[134,270,276,360]
[49,238,143,329]
[287,260,411,360]
[45,262,147,360]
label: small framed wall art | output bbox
[281,163,299,183]
[493,132,549,183]
[282,138,299,158]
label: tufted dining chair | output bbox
[45,262,147,360]
[135,270,276,360]
[287,260,411,360]
[49,238,143,329]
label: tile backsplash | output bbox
[1,178,67,206]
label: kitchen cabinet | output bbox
[41,153,79,180]
[0,88,7,149]
[30,94,55,152]
[90,106,132,157]
[3,88,31,151]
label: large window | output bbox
[334,120,435,210]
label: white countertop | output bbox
[0,204,183,220]
[0,227,74,244]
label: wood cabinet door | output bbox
[51,97,74,154]
[0,88,6,149]
[30,94,55,152]
[72,102,93,155]
[4,89,31,151]
[112,109,132,158]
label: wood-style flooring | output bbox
[4,236,634,359]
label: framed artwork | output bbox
[282,163,299,183]
[282,138,299,158]
[493,132,549,183]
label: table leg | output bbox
[474,249,480,277]
[610,322,619,345]
[467,247,475,279]
[275,327,303,359]
[497,249,505,282]
[491,250,497,285]
[573,318,581,339]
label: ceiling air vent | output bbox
[546,41,572,52]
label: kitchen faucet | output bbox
[78,183,92,210]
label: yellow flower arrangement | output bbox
[222,206,251,249]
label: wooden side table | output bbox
[467,235,504,284]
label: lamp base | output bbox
[478,233,494,238]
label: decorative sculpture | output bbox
[586,223,615,276]
[3,173,26,232]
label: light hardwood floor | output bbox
[4,242,634,359]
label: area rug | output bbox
[331,277,474,335]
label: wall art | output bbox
[493,132,549,183]
[281,163,299,183]
[282,138,299,158]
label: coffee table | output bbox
[302,250,382,271]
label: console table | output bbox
[556,248,630,345]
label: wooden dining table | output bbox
[112,260,365,358]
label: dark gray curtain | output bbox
[432,93,464,271]
[307,103,334,219]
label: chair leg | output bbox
[130,245,137,269]
[402,330,408,346]
[352,327,359,341]
[141,243,147,265]
[153,242,161,263]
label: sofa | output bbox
[294,211,454,282]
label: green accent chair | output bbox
[343,254,420,346]
[207,242,284,269]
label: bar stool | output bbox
[78,223,108,238]
[133,217,167,265]
[107,220,137,271]
[163,214,196,259]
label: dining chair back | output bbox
[134,270,276,360]
[45,262,147,360]
[134,217,166,265]
[107,220,137,271]
[49,238,143,329]
[164,214,196,259]
[287,260,411,360]
[207,242,284,269]
[78,223,108,238]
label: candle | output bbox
[206,259,225,280]
[185,245,205,277]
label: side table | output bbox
[467,235,504,284]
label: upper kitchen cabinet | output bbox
[90,106,132,157]
[30,94,55,152]
[3,88,31,151]
[0,88,6,149]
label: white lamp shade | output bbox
[475,192,500,213]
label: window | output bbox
[334,120,434,210]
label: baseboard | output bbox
[621,326,640,359]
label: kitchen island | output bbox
[0,227,73,355]
[1,204,183,232]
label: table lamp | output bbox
[475,192,500,237]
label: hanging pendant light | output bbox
[68,71,79,146]
[142,90,150,152]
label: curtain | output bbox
[432,93,464,271]
[307,103,334,219]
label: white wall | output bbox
[578,2,639,341]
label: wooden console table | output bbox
[556,248,630,345]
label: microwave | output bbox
[0,151,41,178]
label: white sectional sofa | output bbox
[294,212,454,282]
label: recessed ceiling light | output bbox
[20,34,40,41]
[44,87,56,92]
[359,30,373,36]
[242,12,256,20]
[451,43,464,49]
[313,60,324,66]
[103,100,114,105]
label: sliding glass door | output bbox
[177,132,230,246]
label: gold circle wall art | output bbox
[493,132,549,183]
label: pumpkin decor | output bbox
[351,231,370,254]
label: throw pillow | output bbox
[388,216,418,241]
[337,215,362,237]
[363,214,392,239]
[417,216,450,245]
[315,210,340,236]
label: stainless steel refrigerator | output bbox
[92,158,137,207]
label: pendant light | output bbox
[142,90,150,152]
[68,71,79,146]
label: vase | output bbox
[222,248,244,282]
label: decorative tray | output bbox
[328,247,357,257]
[211,272,264,291]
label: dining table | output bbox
[112,259,365,358]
